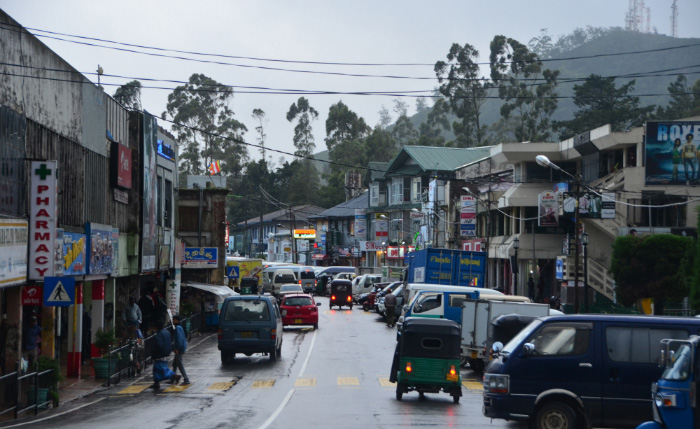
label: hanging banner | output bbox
[0,219,28,286]
[354,209,367,241]
[460,195,477,237]
[538,191,559,226]
[645,121,700,186]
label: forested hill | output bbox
[544,29,700,121]
[408,28,700,137]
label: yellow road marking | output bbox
[462,381,484,390]
[162,383,193,393]
[252,380,276,388]
[117,384,151,395]
[208,381,236,391]
[337,377,359,386]
[295,378,316,387]
[378,377,395,387]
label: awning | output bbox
[182,282,238,297]
[499,183,551,207]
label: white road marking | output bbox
[256,328,317,429]
[0,398,106,427]
[256,388,295,429]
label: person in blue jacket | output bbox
[172,314,190,385]
[152,319,179,390]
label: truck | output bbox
[461,298,553,372]
[405,248,486,287]
[226,257,263,293]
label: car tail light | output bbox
[405,362,412,372]
[449,365,456,376]
[299,279,302,285]
[310,306,317,312]
[346,296,352,302]
[271,328,277,340]
[218,329,223,340]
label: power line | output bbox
[3,22,700,81]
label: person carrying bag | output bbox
[151,319,180,390]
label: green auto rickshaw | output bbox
[390,317,462,403]
[239,277,259,295]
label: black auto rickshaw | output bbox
[239,277,259,295]
[390,317,462,403]
[329,279,353,310]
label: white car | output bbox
[278,283,304,297]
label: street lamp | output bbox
[513,237,520,296]
[381,241,387,267]
[537,154,582,313]
[582,232,589,313]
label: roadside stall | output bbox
[181,283,238,330]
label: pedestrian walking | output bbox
[123,296,142,338]
[151,319,180,390]
[172,315,190,385]
[22,316,41,371]
[384,292,397,328]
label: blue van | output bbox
[482,314,700,429]
[217,295,283,363]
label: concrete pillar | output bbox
[90,280,105,358]
[66,283,82,377]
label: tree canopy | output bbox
[610,233,693,314]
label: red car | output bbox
[280,294,321,329]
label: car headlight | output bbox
[483,373,509,394]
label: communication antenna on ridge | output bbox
[671,0,679,38]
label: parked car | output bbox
[278,283,304,297]
[217,295,283,363]
[280,294,321,329]
[377,284,405,318]
[483,314,700,428]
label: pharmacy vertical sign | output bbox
[29,161,57,280]
[460,195,477,237]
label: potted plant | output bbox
[92,328,118,379]
[38,356,62,407]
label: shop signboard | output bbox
[62,232,87,276]
[0,218,28,286]
[183,247,218,269]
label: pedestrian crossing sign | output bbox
[43,277,75,306]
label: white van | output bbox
[401,284,506,314]
[352,274,382,299]
[269,269,296,296]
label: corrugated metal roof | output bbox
[387,146,491,174]
[310,193,368,218]
[366,162,389,182]
[238,204,327,226]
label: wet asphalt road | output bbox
[2,296,526,429]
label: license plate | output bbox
[446,373,458,382]
[294,319,303,324]
[470,351,478,359]
[240,331,254,338]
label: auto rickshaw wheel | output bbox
[363,302,370,311]
[395,383,404,401]
[349,304,353,310]
[452,394,460,404]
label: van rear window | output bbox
[275,274,296,283]
[300,271,316,280]
[606,327,688,363]
[224,300,271,321]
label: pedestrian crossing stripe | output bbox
[337,376,359,386]
[462,381,483,390]
[252,380,275,388]
[162,383,193,393]
[208,381,236,391]
[295,378,316,387]
[117,384,151,395]
[378,377,395,387]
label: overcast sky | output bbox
[2,0,699,166]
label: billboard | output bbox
[645,121,700,186]
[87,223,114,275]
[0,219,27,286]
[141,112,158,272]
[538,191,558,227]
